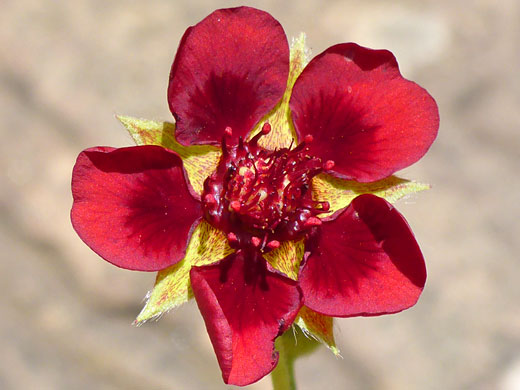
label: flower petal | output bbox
[190,251,302,385]
[135,220,233,324]
[290,43,439,182]
[296,306,339,355]
[168,6,289,146]
[116,116,221,198]
[299,194,426,317]
[312,173,430,220]
[71,146,201,271]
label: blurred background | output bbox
[1,0,519,389]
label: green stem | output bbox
[271,335,297,390]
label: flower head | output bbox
[71,6,438,386]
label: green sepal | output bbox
[116,115,221,197]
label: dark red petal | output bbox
[290,43,439,182]
[168,6,289,146]
[299,194,426,317]
[71,146,201,271]
[190,251,302,385]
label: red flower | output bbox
[71,6,438,386]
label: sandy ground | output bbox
[1,0,519,389]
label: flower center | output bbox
[202,123,332,251]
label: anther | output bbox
[230,200,241,212]
[304,216,322,227]
[261,122,271,135]
[251,236,261,247]
[204,194,217,206]
[227,232,238,243]
[224,126,233,137]
[324,160,335,170]
[303,134,314,143]
[321,201,330,212]
[267,240,280,249]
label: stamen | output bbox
[304,216,322,227]
[221,127,233,156]
[250,122,272,146]
[324,160,335,170]
[204,194,217,206]
[261,122,271,135]
[303,134,313,143]
[267,240,280,250]
[230,200,241,212]
[251,236,261,247]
